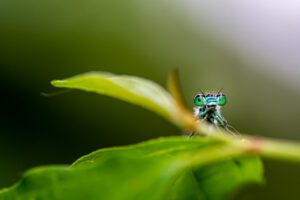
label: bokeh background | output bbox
[1,1,300,199]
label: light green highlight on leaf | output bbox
[51,72,183,127]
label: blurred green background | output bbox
[1,1,300,199]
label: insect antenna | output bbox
[217,88,224,95]
[198,89,206,96]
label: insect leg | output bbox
[213,111,228,128]
[213,112,239,135]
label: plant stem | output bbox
[246,137,300,163]
[195,122,300,163]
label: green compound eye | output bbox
[194,94,205,106]
[218,94,227,106]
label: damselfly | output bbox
[193,91,236,134]
[194,90,227,125]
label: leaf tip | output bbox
[51,80,64,87]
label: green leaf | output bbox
[0,137,263,200]
[51,72,184,127]
[167,156,263,200]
